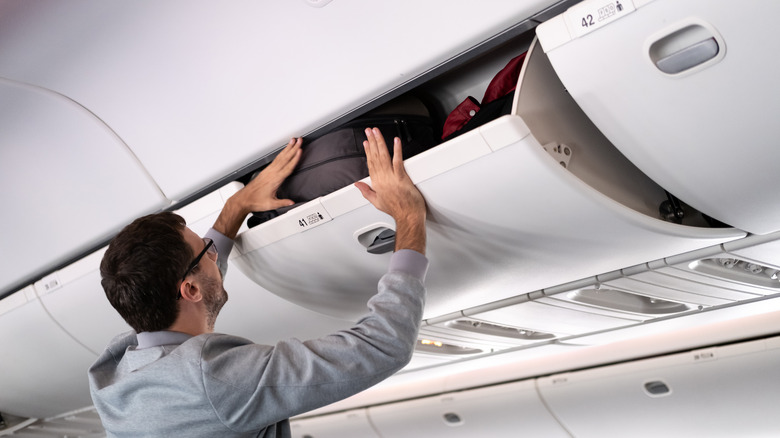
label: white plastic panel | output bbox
[419,316,558,353]
[235,115,742,321]
[234,37,744,321]
[538,0,780,234]
[601,275,733,307]
[0,287,97,419]
[290,410,379,438]
[468,300,637,337]
[33,183,251,356]
[654,256,780,298]
[36,249,131,354]
[537,337,780,438]
[368,380,570,438]
[215,259,356,346]
[560,295,780,361]
[538,290,697,322]
[723,232,780,270]
[0,79,168,296]
[0,0,561,201]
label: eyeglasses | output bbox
[177,237,218,300]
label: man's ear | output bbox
[178,279,203,303]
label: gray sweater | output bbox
[88,233,428,437]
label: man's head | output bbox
[100,212,226,333]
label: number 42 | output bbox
[582,14,594,27]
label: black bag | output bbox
[247,96,440,228]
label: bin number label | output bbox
[566,0,636,38]
[298,211,326,228]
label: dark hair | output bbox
[100,212,192,332]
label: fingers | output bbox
[354,181,376,204]
[267,197,296,209]
[364,128,396,178]
[392,137,404,174]
[274,138,303,173]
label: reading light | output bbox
[415,339,482,355]
[420,339,443,347]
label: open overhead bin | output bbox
[536,0,780,234]
[234,36,744,322]
[234,36,743,321]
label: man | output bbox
[88,128,428,437]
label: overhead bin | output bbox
[0,0,567,203]
[35,248,131,355]
[175,183,356,344]
[234,35,742,321]
[0,286,97,419]
[35,182,242,357]
[290,409,379,438]
[537,336,780,437]
[0,78,168,297]
[367,380,570,437]
[536,0,780,234]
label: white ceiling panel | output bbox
[0,79,167,295]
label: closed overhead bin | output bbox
[536,0,780,234]
[233,35,743,322]
[0,286,98,419]
[290,409,379,438]
[35,249,131,355]
[536,336,780,438]
[367,380,571,438]
[0,79,168,297]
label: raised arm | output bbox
[213,138,303,239]
[354,127,427,254]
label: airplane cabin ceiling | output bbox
[0,0,561,296]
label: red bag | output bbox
[441,52,527,140]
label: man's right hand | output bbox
[355,127,427,255]
[214,137,302,239]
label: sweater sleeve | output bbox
[204,227,234,279]
[200,250,428,433]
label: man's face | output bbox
[201,273,228,332]
[181,227,228,330]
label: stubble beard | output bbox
[202,276,228,332]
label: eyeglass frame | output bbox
[176,237,218,300]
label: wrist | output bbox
[213,196,250,239]
[394,214,426,255]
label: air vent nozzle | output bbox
[689,258,780,289]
